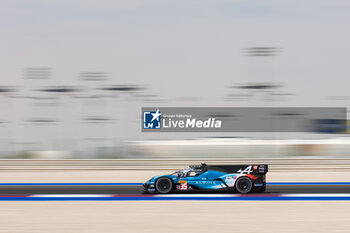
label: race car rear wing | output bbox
[202,164,268,174]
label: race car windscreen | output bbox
[172,168,203,177]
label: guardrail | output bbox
[1,159,350,171]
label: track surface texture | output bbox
[1,184,350,195]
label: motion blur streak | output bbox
[1,0,350,232]
[1,202,350,233]
[1,182,350,186]
[3,194,350,201]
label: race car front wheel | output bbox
[235,177,253,194]
[155,177,173,194]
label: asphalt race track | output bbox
[1,183,350,195]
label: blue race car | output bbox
[142,163,268,194]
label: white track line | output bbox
[20,194,350,198]
[154,194,240,197]
[282,194,350,197]
[31,194,113,198]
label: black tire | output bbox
[155,177,173,194]
[235,177,253,194]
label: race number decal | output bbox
[177,181,188,190]
[238,165,252,174]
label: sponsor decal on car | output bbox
[246,174,258,180]
[225,176,236,187]
[238,165,253,174]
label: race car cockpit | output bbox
[172,168,204,178]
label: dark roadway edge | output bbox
[1,184,350,195]
[2,182,350,186]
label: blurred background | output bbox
[1,0,350,159]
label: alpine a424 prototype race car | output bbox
[142,163,268,194]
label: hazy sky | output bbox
[1,0,350,154]
[1,0,350,106]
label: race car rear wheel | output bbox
[155,177,173,194]
[235,177,253,194]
